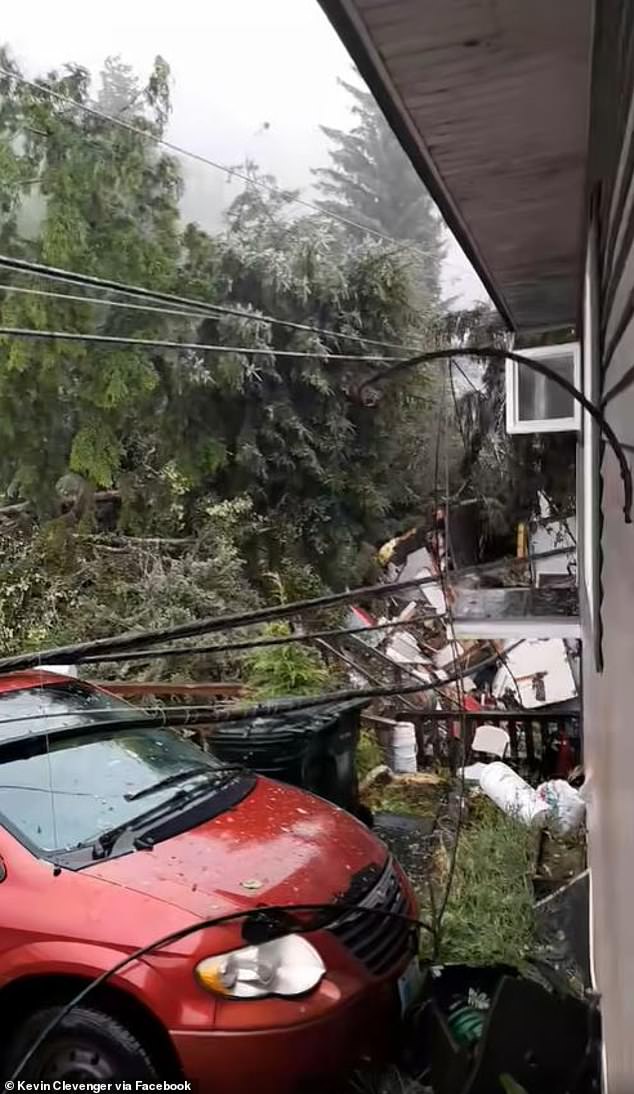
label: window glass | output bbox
[517,354,575,421]
[0,684,226,852]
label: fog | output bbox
[2,0,487,307]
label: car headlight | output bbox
[195,934,325,999]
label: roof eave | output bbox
[318,0,517,330]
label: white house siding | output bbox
[582,4,634,1087]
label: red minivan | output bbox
[0,671,419,1093]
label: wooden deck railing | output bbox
[364,707,581,781]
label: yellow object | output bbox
[516,522,527,558]
[377,538,398,566]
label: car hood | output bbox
[86,777,386,919]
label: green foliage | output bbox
[356,729,384,779]
[314,79,444,303]
[0,48,473,668]
[0,50,185,503]
[0,505,259,674]
[431,798,538,966]
[0,47,449,588]
[244,622,332,698]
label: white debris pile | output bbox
[492,639,577,708]
[478,761,586,835]
[342,515,580,777]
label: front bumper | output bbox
[171,975,402,1094]
[169,856,419,1093]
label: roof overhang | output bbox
[319,0,594,332]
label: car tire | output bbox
[4,1005,160,1082]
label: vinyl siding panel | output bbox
[583,3,634,1087]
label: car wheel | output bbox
[5,1005,160,1081]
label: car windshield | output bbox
[0,683,234,853]
[0,680,140,737]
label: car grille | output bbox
[328,858,415,976]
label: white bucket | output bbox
[388,721,418,774]
[480,762,549,828]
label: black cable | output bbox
[452,358,486,399]
[313,635,418,712]
[0,549,567,674]
[0,66,461,277]
[432,382,468,948]
[9,898,432,1080]
[82,615,436,664]
[602,359,634,406]
[0,281,423,357]
[150,643,518,727]
[343,631,464,712]
[448,358,469,454]
[0,645,521,743]
[0,325,396,362]
[357,345,633,524]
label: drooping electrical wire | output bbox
[9,898,433,1080]
[0,325,400,362]
[0,645,520,737]
[0,63,462,278]
[0,273,424,356]
[356,345,633,523]
[431,379,469,947]
[82,615,435,664]
[0,550,566,674]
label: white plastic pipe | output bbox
[480,761,549,828]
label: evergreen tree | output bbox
[314,79,444,302]
[0,51,186,504]
[0,52,447,591]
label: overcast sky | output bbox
[2,0,486,306]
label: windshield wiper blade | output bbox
[124,763,212,801]
[125,763,247,801]
[92,766,250,858]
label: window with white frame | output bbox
[505,342,581,434]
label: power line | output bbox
[0,325,400,362]
[82,615,434,664]
[117,643,515,725]
[0,281,424,355]
[433,377,468,945]
[0,283,215,324]
[0,546,572,674]
[0,254,424,354]
[10,899,434,1081]
[0,64,458,274]
[357,344,633,524]
[0,644,515,732]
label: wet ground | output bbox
[362,772,447,891]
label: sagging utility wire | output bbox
[355,345,633,524]
[0,325,399,362]
[0,551,566,674]
[430,377,469,949]
[0,64,456,278]
[0,279,423,357]
[82,615,436,664]
[0,645,521,739]
[9,898,431,1081]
